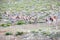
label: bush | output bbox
[41,31,51,36]
[28,21,32,24]
[31,31,38,33]
[15,32,24,36]
[0,23,11,27]
[16,20,25,25]
[0,24,5,26]
[6,23,11,26]
[39,29,42,31]
[51,32,60,37]
[5,32,13,35]
[0,17,2,19]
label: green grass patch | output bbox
[15,32,24,36]
[5,32,13,35]
[16,20,25,25]
[0,23,11,27]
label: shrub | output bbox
[15,32,24,36]
[39,29,42,31]
[41,31,51,36]
[31,31,38,33]
[5,32,13,35]
[51,32,60,37]
[0,24,5,27]
[28,21,32,24]
[0,23,11,27]
[0,17,2,19]
[31,30,39,35]
[6,23,11,26]
[16,20,25,25]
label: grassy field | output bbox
[0,0,60,13]
[0,0,60,40]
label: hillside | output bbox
[0,0,60,40]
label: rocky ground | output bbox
[0,23,60,40]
